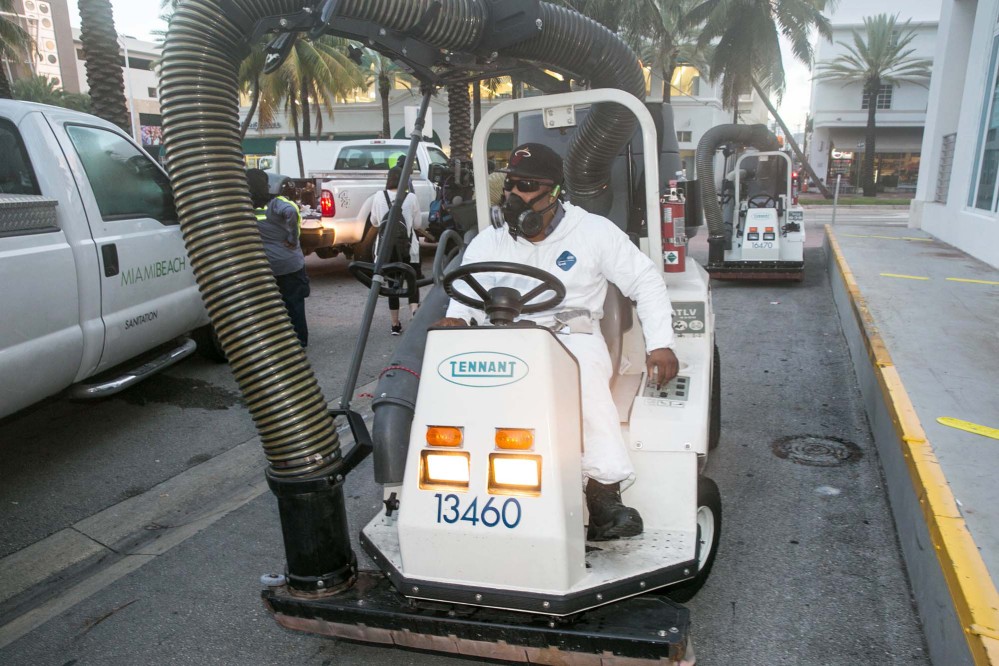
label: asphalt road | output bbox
[0,212,929,665]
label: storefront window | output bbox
[969,34,999,211]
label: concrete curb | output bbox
[825,225,999,665]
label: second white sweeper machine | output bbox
[696,126,807,281]
[158,1,728,663]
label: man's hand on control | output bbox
[647,348,679,387]
[434,317,468,327]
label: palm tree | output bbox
[13,74,91,110]
[0,0,33,99]
[688,0,834,197]
[78,0,130,132]
[814,14,932,196]
[363,50,413,139]
[255,35,366,176]
[619,0,707,103]
[238,44,266,140]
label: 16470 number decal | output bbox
[434,493,522,528]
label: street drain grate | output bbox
[771,435,862,467]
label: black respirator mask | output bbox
[491,185,562,239]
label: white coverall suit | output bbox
[446,202,676,485]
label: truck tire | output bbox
[351,222,377,261]
[709,344,720,450]
[192,324,227,363]
[663,476,721,603]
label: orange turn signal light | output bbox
[495,428,534,450]
[427,426,463,447]
[765,227,774,232]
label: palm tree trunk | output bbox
[379,73,391,139]
[78,0,130,132]
[289,90,304,178]
[752,79,833,199]
[473,80,482,128]
[862,81,879,197]
[301,82,311,141]
[662,65,675,103]
[447,82,471,161]
[239,77,260,140]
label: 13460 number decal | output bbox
[434,493,522,528]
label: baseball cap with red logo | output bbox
[500,142,564,185]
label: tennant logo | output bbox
[438,352,529,388]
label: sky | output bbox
[66,0,813,133]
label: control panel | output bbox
[642,374,690,402]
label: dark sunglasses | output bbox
[503,177,553,193]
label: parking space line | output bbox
[947,277,999,286]
[938,417,999,441]
[880,273,931,280]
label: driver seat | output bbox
[600,284,633,378]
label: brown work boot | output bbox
[585,478,643,541]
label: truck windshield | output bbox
[334,146,422,173]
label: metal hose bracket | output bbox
[160,0,340,479]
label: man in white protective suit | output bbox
[436,143,679,541]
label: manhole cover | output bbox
[771,435,862,467]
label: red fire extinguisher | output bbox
[661,188,686,273]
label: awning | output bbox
[487,132,513,152]
[243,137,279,155]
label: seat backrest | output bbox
[600,284,634,377]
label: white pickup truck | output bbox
[0,100,213,420]
[291,139,448,259]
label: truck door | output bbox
[59,122,206,373]
[0,115,84,417]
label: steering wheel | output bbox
[442,261,566,326]
[348,261,418,298]
[747,194,777,208]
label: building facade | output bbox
[911,0,999,267]
[807,0,941,192]
[4,0,80,92]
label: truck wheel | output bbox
[192,324,227,363]
[314,247,339,259]
[664,476,721,603]
[351,222,377,261]
[709,344,720,450]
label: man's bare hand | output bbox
[646,348,679,387]
[434,317,468,327]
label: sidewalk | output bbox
[825,222,999,665]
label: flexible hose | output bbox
[694,124,779,261]
[160,0,645,478]
[161,0,340,478]
[337,1,645,208]
[506,4,646,208]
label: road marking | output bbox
[880,273,931,280]
[0,382,377,649]
[937,417,999,440]
[946,277,999,286]
[841,233,932,242]
[0,529,107,605]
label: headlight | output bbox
[420,450,470,490]
[489,453,541,496]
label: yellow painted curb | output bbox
[827,225,999,664]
